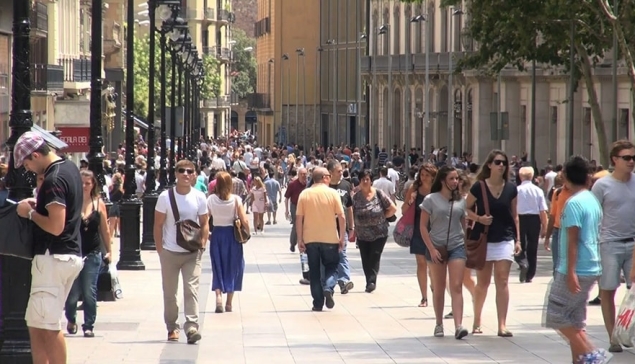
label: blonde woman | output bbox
[249,177,268,234]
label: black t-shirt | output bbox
[408,152,418,166]
[329,179,353,233]
[468,180,518,244]
[392,156,405,168]
[33,159,83,256]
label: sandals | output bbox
[418,298,428,307]
[215,304,224,313]
[472,326,483,334]
[225,305,232,313]
[497,329,513,337]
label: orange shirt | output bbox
[551,187,573,228]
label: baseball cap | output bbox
[14,131,45,168]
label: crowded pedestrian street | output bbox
[65,206,635,364]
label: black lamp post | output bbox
[87,0,108,202]
[139,0,180,251]
[0,1,35,361]
[168,29,191,181]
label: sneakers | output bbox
[324,290,335,309]
[454,326,468,340]
[575,349,613,364]
[434,324,444,337]
[167,330,179,342]
[186,328,202,344]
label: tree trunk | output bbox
[576,43,610,166]
[597,0,635,141]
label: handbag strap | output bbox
[168,188,181,222]
[233,195,240,219]
[479,181,490,234]
[446,198,454,246]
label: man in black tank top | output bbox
[14,131,84,364]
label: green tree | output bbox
[201,55,221,100]
[401,0,628,165]
[230,28,257,99]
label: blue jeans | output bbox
[319,234,351,289]
[306,243,340,309]
[65,251,102,331]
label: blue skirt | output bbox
[210,226,245,293]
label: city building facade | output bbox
[363,0,633,164]
[185,0,235,138]
[318,0,367,148]
[254,0,320,147]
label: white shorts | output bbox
[25,251,83,331]
[486,240,515,262]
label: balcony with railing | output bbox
[216,46,231,63]
[59,57,92,89]
[202,46,214,56]
[31,64,64,94]
[361,52,467,74]
[248,93,271,111]
[202,95,231,109]
[204,7,216,21]
[218,9,230,23]
[30,1,48,37]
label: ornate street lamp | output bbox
[168,28,191,182]
[0,2,35,361]
[138,1,181,252]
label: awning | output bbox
[123,110,155,130]
[32,124,68,150]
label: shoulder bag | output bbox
[465,181,490,270]
[233,196,251,244]
[393,201,415,248]
[168,188,203,252]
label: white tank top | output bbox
[207,194,240,226]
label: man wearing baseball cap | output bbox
[14,131,84,363]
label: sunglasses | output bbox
[493,160,508,166]
[618,155,635,162]
[177,168,195,175]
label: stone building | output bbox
[363,0,633,164]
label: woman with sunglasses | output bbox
[465,150,521,337]
[404,163,438,307]
[419,166,469,339]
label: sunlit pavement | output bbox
[67,205,635,363]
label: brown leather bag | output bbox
[435,198,454,262]
[233,197,250,244]
[465,181,490,270]
[168,188,203,252]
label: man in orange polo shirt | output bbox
[544,173,572,276]
[296,167,346,311]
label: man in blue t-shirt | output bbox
[545,156,609,364]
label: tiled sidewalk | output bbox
[67,209,635,364]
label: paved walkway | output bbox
[67,207,634,364]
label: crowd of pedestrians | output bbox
[6,127,635,364]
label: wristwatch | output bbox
[28,209,35,220]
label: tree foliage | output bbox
[131,30,222,118]
[230,28,257,99]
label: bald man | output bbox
[515,166,548,283]
[296,167,346,311]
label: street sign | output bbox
[489,112,510,141]
[348,104,357,115]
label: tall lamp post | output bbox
[138,0,181,252]
[357,33,366,147]
[280,54,289,145]
[377,26,388,158]
[315,47,323,147]
[326,39,337,144]
[448,8,463,158]
[410,15,425,153]
[0,1,35,361]
[295,48,304,145]
[167,26,189,183]
[88,0,107,199]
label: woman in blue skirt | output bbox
[207,171,250,313]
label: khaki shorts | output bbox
[25,251,83,331]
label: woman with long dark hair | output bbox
[419,166,469,339]
[403,163,438,307]
[465,150,521,337]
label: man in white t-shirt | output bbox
[372,167,396,202]
[543,164,558,197]
[243,146,253,165]
[386,162,400,191]
[154,159,208,345]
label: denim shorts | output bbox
[599,241,634,291]
[425,244,466,262]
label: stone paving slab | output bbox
[66,207,635,364]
